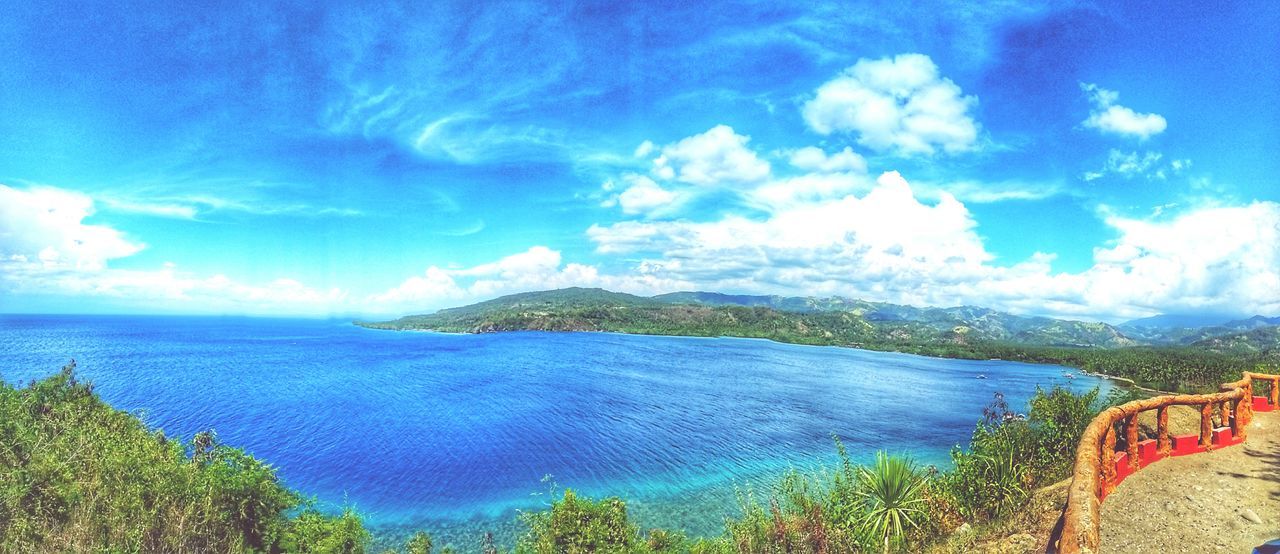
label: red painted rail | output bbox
[1056,370,1280,553]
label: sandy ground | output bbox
[1100,409,1280,552]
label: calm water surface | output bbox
[0,315,1111,548]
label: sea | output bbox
[0,314,1112,549]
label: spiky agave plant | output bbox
[857,451,927,554]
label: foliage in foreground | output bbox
[0,362,433,554]
[2,363,1106,553]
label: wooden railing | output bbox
[1056,370,1280,553]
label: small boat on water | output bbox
[976,374,987,379]
[1063,372,1076,379]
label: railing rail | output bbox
[1057,370,1280,553]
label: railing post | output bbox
[1125,413,1140,471]
[1234,394,1247,440]
[1101,422,1118,495]
[1244,379,1254,425]
[1200,402,1214,450]
[1272,377,1279,406]
[1156,405,1171,457]
[1219,400,1230,429]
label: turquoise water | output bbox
[0,315,1111,548]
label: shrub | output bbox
[276,507,371,553]
[945,387,1102,521]
[516,489,640,553]
[856,452,927,554]
[1027,386,1100,480]
[404,531,434,554]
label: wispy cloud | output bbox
[1081,149,1190,182]
[99,198,200,219]
[913,178,1068,203]
[91,181,364,220]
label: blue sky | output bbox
[2,1,1279,321]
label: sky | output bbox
[1,1,1278,322]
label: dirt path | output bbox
[1100,409,1280,552]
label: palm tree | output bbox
[857,451,927,554]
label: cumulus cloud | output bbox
[0,185,144,271]
[0,183,346,314]
[583,171,1280,321]
[1081,203,1280,316]
[615,175,677,215]
[802,53,980,156]
[651,125,771,185]
[589,172,993,305]
[1081,83,1167,140]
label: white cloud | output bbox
[367,267,467,306]
[99,198,200,219]
[913,179,1066,203]
[1081,83,1167,140]
[0,183,347,314]
[652,125,771,186]
[802,53,980,156]
[1082,149,1190,181]
[1080,203,1280,316]
[0,259,348,315]
[412,113,567,164]
[787,146,867,173]
[589,172,993,305]
[750,171,872,208]
[616,175,677,215]
[0,185,144,271]
[583,171,1280,321]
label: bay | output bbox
[0,314,1111,548]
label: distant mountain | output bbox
[361,287,1139,349]
[1120,313,1237,330]
[1191,326,1280,355]
[1222,315,1280,330]
[1119,313,1280,345]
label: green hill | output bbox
[1191,326,1280,355]
[359,287,1138,349]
